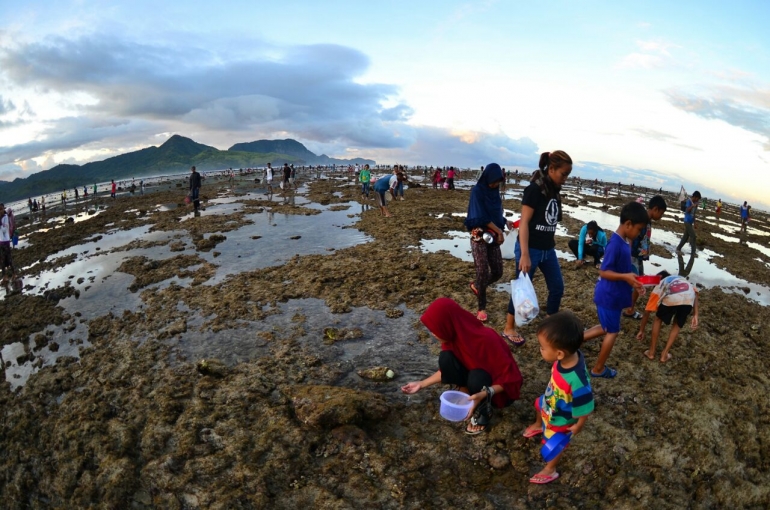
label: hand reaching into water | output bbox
[401,382,422,394]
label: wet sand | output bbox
[1,173,770,508]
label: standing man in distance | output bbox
[282,163,291,191]
[264,163,274,194]
[0,203,15,290]
[189,166,202,213]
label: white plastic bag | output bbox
[512,273,539,326]
[500,230,517,260]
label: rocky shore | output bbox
[1,172,769,509]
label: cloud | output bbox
[665,87,770,150]
[0,34,414,159]
[636,40,675,57]
[0,163,24,180]
[365,127,539,167]
[630,128,702,151]
[617,39,679,70]
[0,94,15,115]
[0,116,156,165]
[617,53,666,69]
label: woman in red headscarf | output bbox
[401,298,523,434]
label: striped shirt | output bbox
[540,350,594,432]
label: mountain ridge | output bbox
[0,135,375,202]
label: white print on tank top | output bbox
[535,199,560,232]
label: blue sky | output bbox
[1,0,769,207]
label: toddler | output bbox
[523,311,594,484]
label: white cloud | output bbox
[617,53,666,70]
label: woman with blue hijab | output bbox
[465,163,512,322]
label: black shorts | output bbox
[0,243,14,275]
[376,190,387,207]
[656,304,692,328]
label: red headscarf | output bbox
[420,298,523,407]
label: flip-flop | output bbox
[623,311,642,320]
[501,332,526,347]
[464,416,487,436]
[469,282,479,296]
[591,366,617,379]
[522,427,543,438]
[476,311,488,322]
[530,472,560,484]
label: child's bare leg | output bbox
[524,415,543,435]
[592,332,618,374]
[534,450,563,478]
[644,317,662,360]
[624,289,640,317]
[659,324,681,362]
[583,325,604,342]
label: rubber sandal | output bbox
[501,332,526,347]
[476,311,488,322]
[464,388,492,435]
[530,472,560,484]
[469,282,479,296]
[522,427,543,438]
[591,366,617,379]
[464,416,487,435]
[623,311,642,320]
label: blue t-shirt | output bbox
[594,232,634,310]
[683,199,697,224]
[373,175,393,193]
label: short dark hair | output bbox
[657,270,671,278]
[620,201,649,226]
[538,311,584,354]
[648,195,667,211]
[692,191,701,199]
[586,220,600,233]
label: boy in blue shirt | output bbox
[582,201,648,378]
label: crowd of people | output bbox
[402,151,706,485]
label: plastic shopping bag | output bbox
[500,230,517,260]
[511,273,539,326]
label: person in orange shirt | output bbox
[636,271,699,363]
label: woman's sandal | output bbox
[476,310,488,322]
[464,387,493,435]
[469,281,479,296]
[501,331,526,347]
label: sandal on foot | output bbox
[476,310,488,322]
[522,427,543,438]
[464,388,492,435]
[464,415,487,435]
[469,281,479,296]
[591,366,617,379]
[623,311,642,320]
[501,332,526,347]
[530,472,560,484]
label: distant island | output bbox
[0,135,376,202]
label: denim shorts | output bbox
[597,305,622,334]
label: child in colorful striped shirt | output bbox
[523,311,595,484]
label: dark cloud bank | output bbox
[0,33,539,173]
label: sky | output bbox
[1,0,769,207]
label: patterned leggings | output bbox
[471,240,504,310]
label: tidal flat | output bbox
[1,172,770,509]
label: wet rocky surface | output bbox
[1,173,769,508]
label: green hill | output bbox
[230,139,375,166]
[0,135,304,202]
